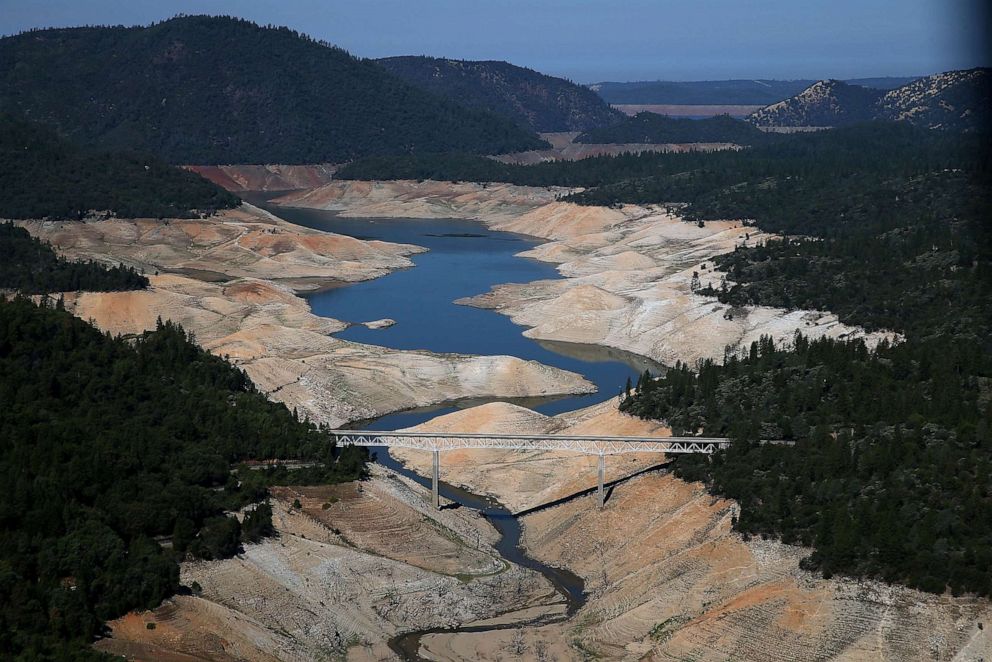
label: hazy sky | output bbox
[3,0,988,82]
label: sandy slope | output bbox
[402,403,992,662]
[96,466,563,661]
[18,203,422,291]
[276,180,893,367]
[18,204,594,427]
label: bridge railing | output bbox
[328,430,730,455]
[329,430,732,509]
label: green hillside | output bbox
[377,56,624,132]
[0,114,239,219]
[0,16,547,164]
[0,296,367,658]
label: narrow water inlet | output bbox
[371,445,586,661]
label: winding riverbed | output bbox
[252,198,664,659]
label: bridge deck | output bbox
[329,430,730,455]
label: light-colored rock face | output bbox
[18,203,423,290]
[279,180,891,368]
[274,179,573,223]
[60,275,594,427]
[96,466,565,661]
[747,79,881,127]
[878,68,990,130]
[748,68,989,130]
[516,472,992,662]
[475,206,895,366]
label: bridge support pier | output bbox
[432,450,440,510]
[597,454,605,508]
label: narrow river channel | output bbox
[251,196,662,659]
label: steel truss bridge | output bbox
[329,430,730,509]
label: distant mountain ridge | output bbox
[376,56,625,132]
[590,77,918,106]
[0,16,547,164]
[748,69,990,130]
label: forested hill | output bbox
[574,112,769,145]
[0,296,368,658]
[748,80,883,127]
[0,16,547,164]
[376,56,625,132]
[609,127,990,595]
[0,114,239,219]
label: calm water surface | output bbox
[251,197,663,428]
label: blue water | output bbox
[252,199,664,429]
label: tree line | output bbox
[0,297,367,659]
[0,16,548,164]
[0,114,241,220]
[0,223,148,293]
[574,112,770,145]
[614,124,991,596]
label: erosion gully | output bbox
[248,194,665,659]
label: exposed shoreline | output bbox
[16,203,596,428]
[20,175,987,660]
[275,179,894,368]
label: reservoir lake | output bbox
[256,199,664,430]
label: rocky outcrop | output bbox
[749,68,991,130]
[877,67,991,131]
[748,80,882,127]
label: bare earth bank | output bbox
[399,403,992,662]
[96,464,563,661]
[23,179,984,660]
[275,180,895,367]
[16,204,594,427]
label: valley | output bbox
[1,9,989,661]
[16,174,985,660]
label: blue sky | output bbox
[3,0,987,82]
